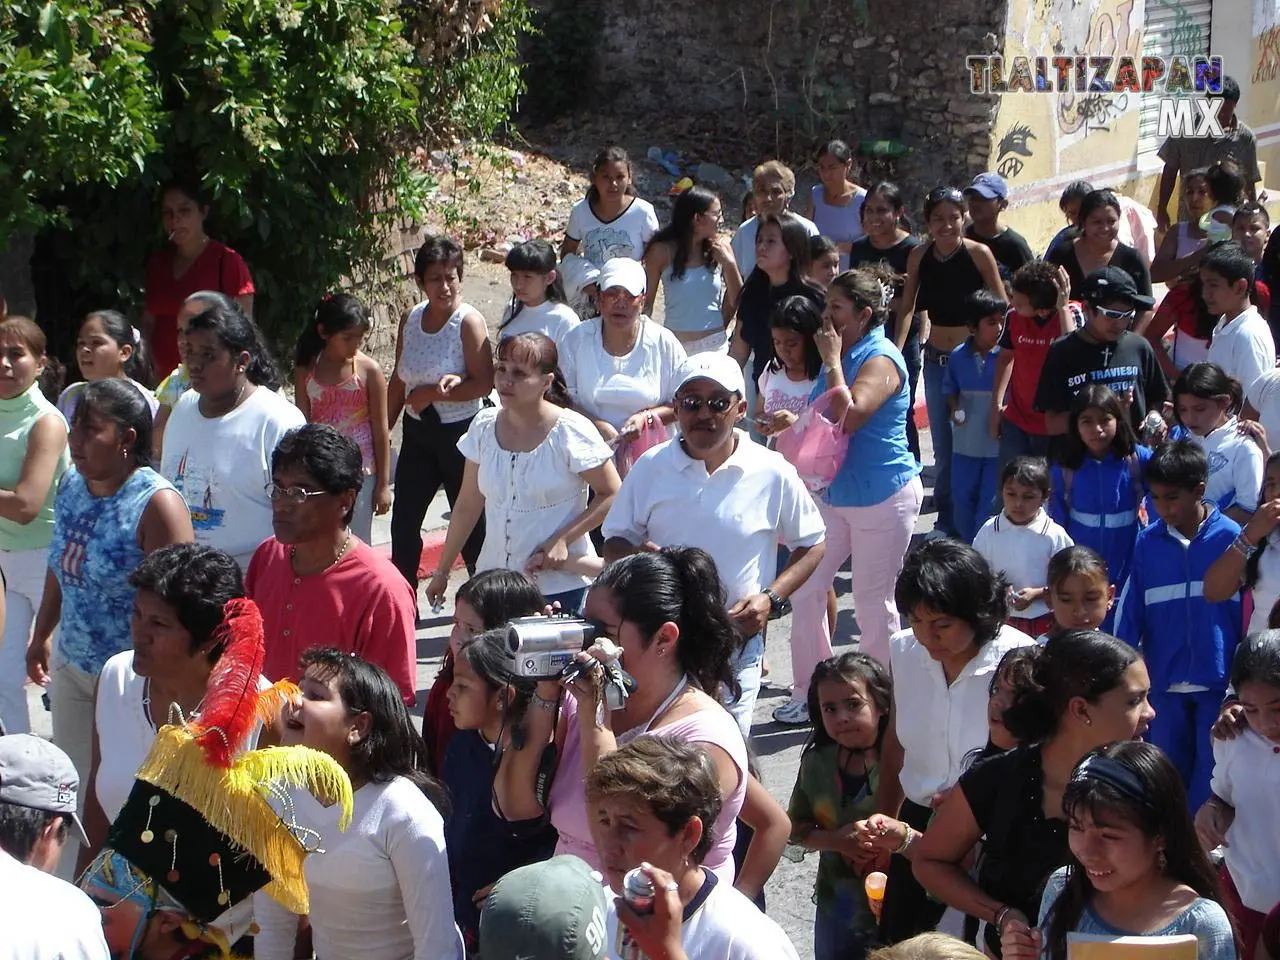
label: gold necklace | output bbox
[290,531,353,576]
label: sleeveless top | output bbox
[396,301,481,424]
[549,693,748,883]
[809,185,866,269]
[660,262,725,334]
[49,466,177,674]
[0,382,68,552]
[307,364,374,471]
[916,242,985,327]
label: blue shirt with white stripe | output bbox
[1049,447,1151,594]
[1115,503,1242,693]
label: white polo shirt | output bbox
[1194,415,1264,514]
[601,430,825,607]
[889,624,1036,807]
[0,848,110,960]
[1207,305,1276,396]
[1212,727,1280,912]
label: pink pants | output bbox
[787,477,923,701]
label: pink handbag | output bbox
[774,387,851,491]
[615,416,669,478]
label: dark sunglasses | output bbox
[676,395,737,415]
[926,187,965,204]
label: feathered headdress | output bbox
[93,598,353,934]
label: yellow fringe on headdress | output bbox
[254,680,301,728]
[136,725,353,915]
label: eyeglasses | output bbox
[676,395,737,415]
[1094,306,1136,322]
[265,482,328,505]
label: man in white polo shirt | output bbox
[602,352,826,737]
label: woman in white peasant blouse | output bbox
[253,649,462,960]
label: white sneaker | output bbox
[772,701,810,726]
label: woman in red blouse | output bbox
[141,181,255,374]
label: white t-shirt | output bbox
[1207,305,1276,396]
[566,197,659,267]
[606,872,800,960]
[0,848,110,960]
[458,407,612,596]
[756,367,818,418]
[1251,542,1280,632]
[496,299,581,350]
[1212,728,1280,912]
[94,651,271,823]
[1246,368,1280,455]
[601,430,825,607]
[890,624,1037,806]
[160,387,306,569]
[559,318,687,430]
[1193,416,1264,514]
[973,509,1075,619]
[253,777,460,960]
[730,214,821,278]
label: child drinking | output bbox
[1174,361,1264,526]
[58,310,158,423]
[809,235,842,290]
[1042,545,1115,643]
[1048,383,1150,604]
[974,456,1074,636]
[293,293,392,543]
[444,628,559,954]
[788,652,898,960]
[1151,167,1211,285]
[944,291,1005,543]
[498,239,580,349]
[1203,240,1275,396]
[1202,160,1246,244]
[1116,440,1244,811]
[1196,631,1280,960]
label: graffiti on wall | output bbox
[996,122,1037,178]
[1257,25,1280,83]
[1051,0,1141,137]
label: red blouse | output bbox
[144,240,254,373]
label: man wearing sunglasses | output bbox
[1034,266,1169,437]
[601,351,826,738]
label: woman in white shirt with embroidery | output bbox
[254,648,460,960]
[868,538,1036,944]
[425,332,621,613]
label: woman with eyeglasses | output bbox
[642,186,743,355]
[425,333,621,614]
[158,293,304,571]
[896,186,1005,538]
[1000,741,1236,960]
[28,380,194,860]
[1049,189,1154,329]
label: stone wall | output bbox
[556,0,1009,214]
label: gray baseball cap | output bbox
[480,855,610,960]
[0,735,89,846]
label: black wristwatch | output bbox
[764,589,785,615]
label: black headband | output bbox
[1071,754,1154,807]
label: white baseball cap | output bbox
[674,352,746,397]
[596,258,647,297]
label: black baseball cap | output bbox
[1079,266,1155,309]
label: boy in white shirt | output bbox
[973,456,1074,637]
[1204,240,1276,396]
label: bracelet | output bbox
[993,905,1013,932]
[532,690,560,711]
[1232,534,1258,559]
[893,826,915,855]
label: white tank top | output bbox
[397,301,482,424]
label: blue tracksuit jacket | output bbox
[1049,447,1151,592]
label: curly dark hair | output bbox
[129,544,245,658]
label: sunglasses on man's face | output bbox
[1094,306,1136,322]
[676,395,737,415]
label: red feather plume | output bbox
[189,597,266,767]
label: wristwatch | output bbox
[764,589,785,615]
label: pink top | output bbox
[246,537,419,704]
[549,692,748,882]
[306,367,375,472]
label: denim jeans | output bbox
[922,353,954,535]
[722,632,764,741]
[997,417,1052,474]
[814,888,876,960]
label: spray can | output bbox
[617,868,657,959]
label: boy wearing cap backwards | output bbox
[1034,265,1170,436]
[0,734,109,959]
[601,350,825,736]
[1202,239,1276,396]
[963,173,1034,281]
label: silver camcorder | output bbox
[505,615,599,680]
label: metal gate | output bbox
[1137,0,1215,158]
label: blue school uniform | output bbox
[1049,446,1151,627]
[1115,504,1242,810]
[943,338,1001,543]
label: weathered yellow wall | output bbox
[1252,3,1280,193]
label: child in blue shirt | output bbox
[1049,383,1150,630]
[945,291,1006,543]
[1116,440,1244,811]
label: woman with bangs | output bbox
[1001,740,1236,960]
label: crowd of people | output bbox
[3,74,1280,960]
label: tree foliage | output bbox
[0,0,528,351]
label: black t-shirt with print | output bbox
[1033,329,1170,429]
